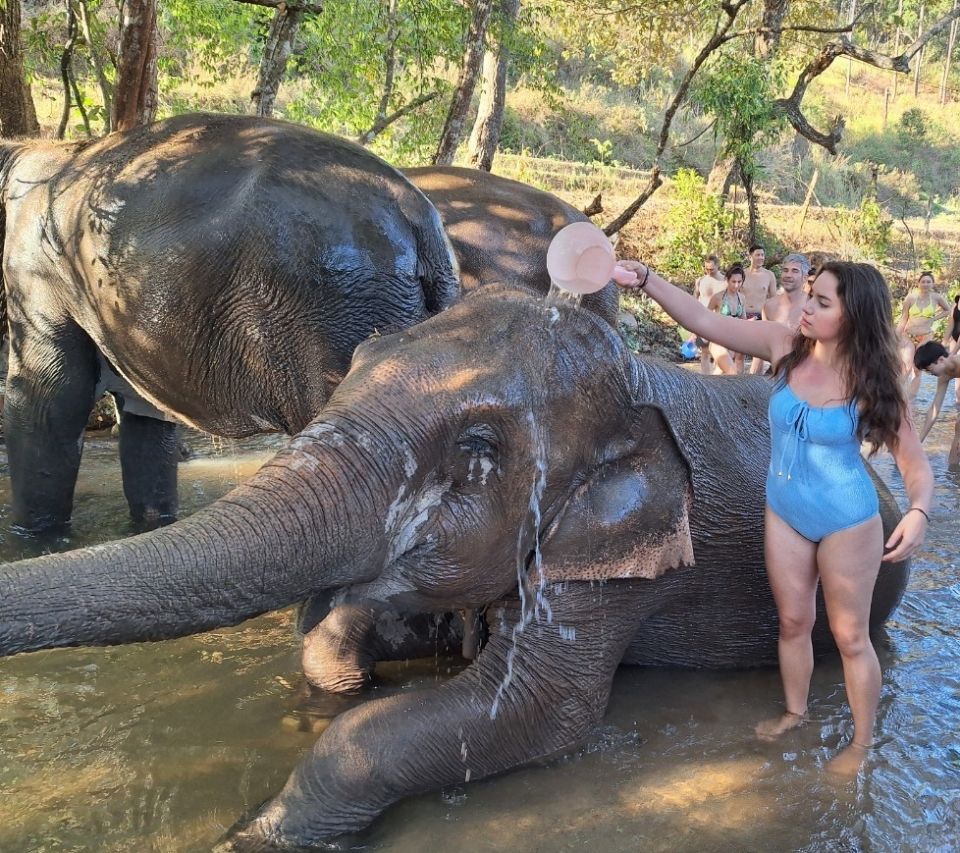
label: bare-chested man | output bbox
[762,252,809,331]
[742,244,778,373]
[692,254,726,374]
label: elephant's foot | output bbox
[754,708,806,741]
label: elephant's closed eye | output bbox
[452,424,501,487]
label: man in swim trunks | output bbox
[742,244,778,374]
[692,254,726,374]
[763,253,809,332]
[914,341,960,466]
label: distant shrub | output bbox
[658,169,735,280]
[835,193,893,263]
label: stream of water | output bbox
[0,375,958,852]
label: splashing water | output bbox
[545,280,583,309]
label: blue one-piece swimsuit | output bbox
[767,378,879,542]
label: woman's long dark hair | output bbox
[773,261,906,454]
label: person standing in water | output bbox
[763,253,810,331]
[742,244,778,374]
[616,259,933,775]
[706,264,747,374]
[896,271,950,399]
[913,341,960,467]
[693,254,727,374]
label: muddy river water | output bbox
[0,376,957,852]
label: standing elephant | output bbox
[0,288,909,849]
[0,112,459,531]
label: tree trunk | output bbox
[433,0,494,166]
[914,4,925,97]
[756,0,790,60]
[892,0,903,99]
[740,157,759,245]
[0,0,40,138]
[845,0,857,95]
[76,0,114,132]
[251,6,304,117]
[57,2,81,140]
[941,0,958,104]
[467,0,519,171]
[112,0,158,132]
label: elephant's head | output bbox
[0,287,694,655]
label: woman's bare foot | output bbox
[826,741,871,776]
[754,709,806,741]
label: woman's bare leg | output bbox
[817,515,884,774]
[755,507,819,739]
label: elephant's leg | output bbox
[224,577,662,848]
[4,319,98,531]
[301,599,463,694]
[117,407,180,527]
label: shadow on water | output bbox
[1,374,959,851]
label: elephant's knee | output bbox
[301,607,376,694]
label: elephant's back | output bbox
[406,166,618,325]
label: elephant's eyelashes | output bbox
[453,424,501,487]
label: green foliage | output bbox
[692,52,788,180]
[836,193,894,263]
[658,169,735,279]
[896,107,928,146]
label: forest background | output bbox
[4,0,960,354]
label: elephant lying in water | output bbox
[0,112,459,531]
[0,288,909,848]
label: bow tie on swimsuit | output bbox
[777,398,811,481]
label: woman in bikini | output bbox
[706,264,747,374]
[616,260,933,776]
[897,271,950,399]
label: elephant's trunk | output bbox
[0,421,399,656]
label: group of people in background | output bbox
[691,246,810,377]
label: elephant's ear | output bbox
[538,404,694,582]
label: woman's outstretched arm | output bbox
[617,261,794,366]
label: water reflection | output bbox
[1,373,958,850]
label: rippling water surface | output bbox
[1,377,958,852]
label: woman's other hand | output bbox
[882,509,927,562]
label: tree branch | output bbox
[355,91,440,145]
[774,4,960,153]
[603,0,751,235]
[231,0,324,12]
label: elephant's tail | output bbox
[414,200,461,315]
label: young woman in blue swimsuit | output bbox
[616,260,933,775]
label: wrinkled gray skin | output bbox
[0,113,459,532]
[0,289,909,849]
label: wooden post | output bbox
[797,168,820,238]
[883,87,891,129]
